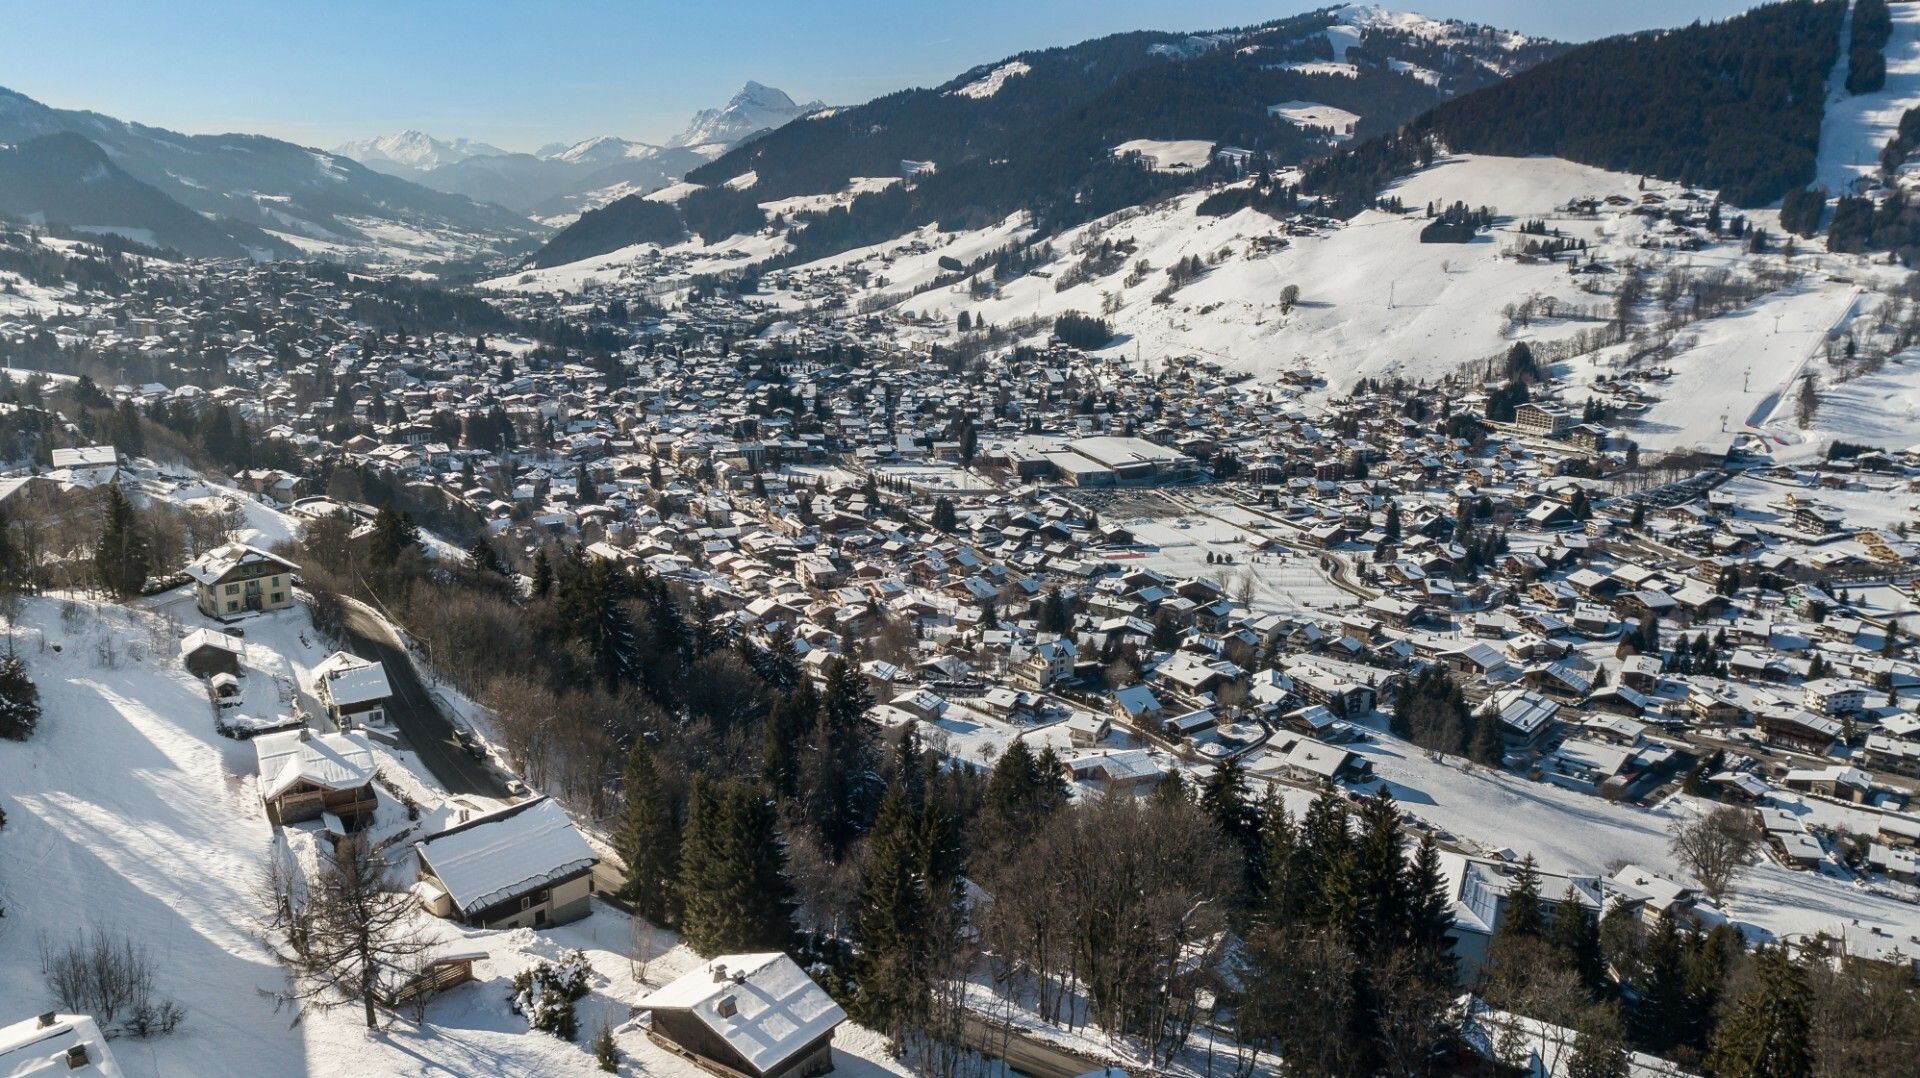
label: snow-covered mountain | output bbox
[0,86,539,264]
[332,130,508,173]
[333,83,823,225]
[543,135,653,166]
[666,81,824,150]
[531,7,1560,270]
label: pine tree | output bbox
[931,496,957,533]
[113,399,145,458]
[851,785,932,1035]
[1258,795,1309,925]
[1469,710,1504,767]
[1568,1006,1632,1078]
[575,465,595,504]
[1403,832,1457,981]
[614,742,681,926]
[800,658,875,859]
[1549,885,1605,994]
[761,697,802,798]
[1633,909,1688,1054]
[530,549,554,598]
[1350,788,1406,959]
[369,501,420,567]
[466,536,506,576]
[0,512,31,607]
[0,650,41,741]
[92,483,151,598]
[1497,854,1545,941]
[1711,946,1813,1078]
[678,779,794,956]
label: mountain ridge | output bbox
[0,85,540,263]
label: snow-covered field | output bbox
[0,595,912,1077]
[1333,724,1920,948]
[1268,100,1361,139]
[1111,498,1356,614]
[1111,139,1215,172]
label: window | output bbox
[225,583,240,595]
[226,601,238,612]
[271,593,283,604]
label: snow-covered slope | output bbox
[0,593,916,1078]
[1814,0,1920,195]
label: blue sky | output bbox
[5,0,1758,152]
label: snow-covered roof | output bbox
[414,797,597,914]
[0,1013,122,1077]
[49,445,118,469]
[183,541,299,586]
[254,730,377,799]
[178,627,242,659]
[638,953,847,1074]
[313,651,392,707]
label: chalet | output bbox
[639,954,845,1078]
[1757,710,1842,755]
[1289,661,1379,716]
[185,543,300,619]
[312,651,393,727]
[415,797,598,929]
[1273,734,1370,784]
[49,445,120,486]
[1062,749,1167,792]
[1783,765,1872,804]
[253,729,378,828]
[1165,708,1218,739]
[179,627,243,678]
[1112,684,1165,727]
[1618,654,1662,692]
[1063,711,1111,746]
[0,1012,121,1077]
[1480,688,1561,757]
[1437,641,1511,680]
[1015,638,1077,690]
[1863,734,1920,778]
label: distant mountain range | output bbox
[333,82,825,225]
[0,85,540,263]
[529,4,1562,270]
[333,131,510,173]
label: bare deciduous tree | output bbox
[1670,805,1761,901]
[257,834,430,1029]
[39,929,181,1034]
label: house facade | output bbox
[185,543,299,619]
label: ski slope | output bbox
[1813,0,1920,195]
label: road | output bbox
[337,599,511,799]
[957,1013,1114,1078]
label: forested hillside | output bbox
[529,6,1562,270]
[1306,0,1845,212]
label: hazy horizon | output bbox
[6,0,1760,154]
